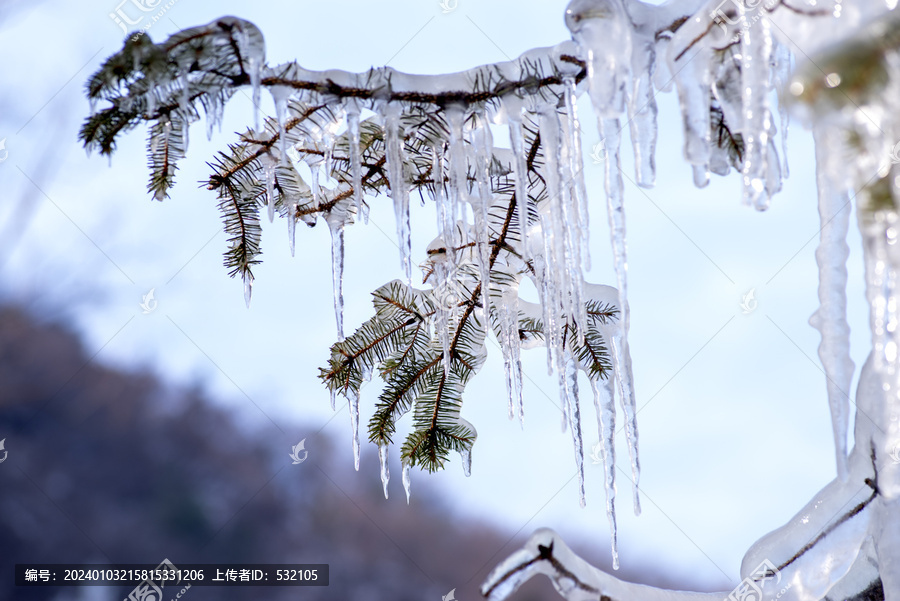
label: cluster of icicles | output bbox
[166,0,887,575]
[236,30,645,566]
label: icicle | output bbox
[591,377,619,570]
[739,10,774,210]
[564,353,586,508]
[809,126,854,481]
[382,102,412,284]
[249,54,262,136]
[460,446,472,477]
[270,86,291,165]
[243,277,252,308]
[287,200,297,257]
[471,111,495,331]
[670,32,712,175]
[538,106,576,375]
[310,163,321,208]
[498,290,525,425]
[563,76,592,272]
[627,39,658,189]
[327,218,345,341]
[348,391,360,471]
[567,0,632,118]
[205,93,222,141]
[265,162,276,223]
[433,146,455,265]
[346,101,366,223]
[773,42,792,179]
[611,333,640,516]
[505,98,532,262]
[378,443,390,500]
[601,118,640,515]
[432,256,454,379]
[402,463,411,504]
[179,71,191,124]
[329,388,336,412]
[446,106,469,249]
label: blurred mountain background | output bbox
[0,303,701,600]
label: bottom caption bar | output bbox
[16,561,329,587]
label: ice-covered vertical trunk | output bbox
[382,102,412,284]
[739,10,774,210]
[809,125,854,481]
[601,119,640,515]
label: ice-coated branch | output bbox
[481,528,729,601]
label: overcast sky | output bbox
[0,0,877,591]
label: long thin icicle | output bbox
[563,353,586,508]
[471,112,495,330]
[809,125,854,481]
[402,463,411,504]
[505,97,532,261]
[591,377,619,570]
[602,118,640,515]
[382,102,412,284]
[348,391,360,471]
[379,443,390,500]
[327,216,345,341]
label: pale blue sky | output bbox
[0,0,875,591]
